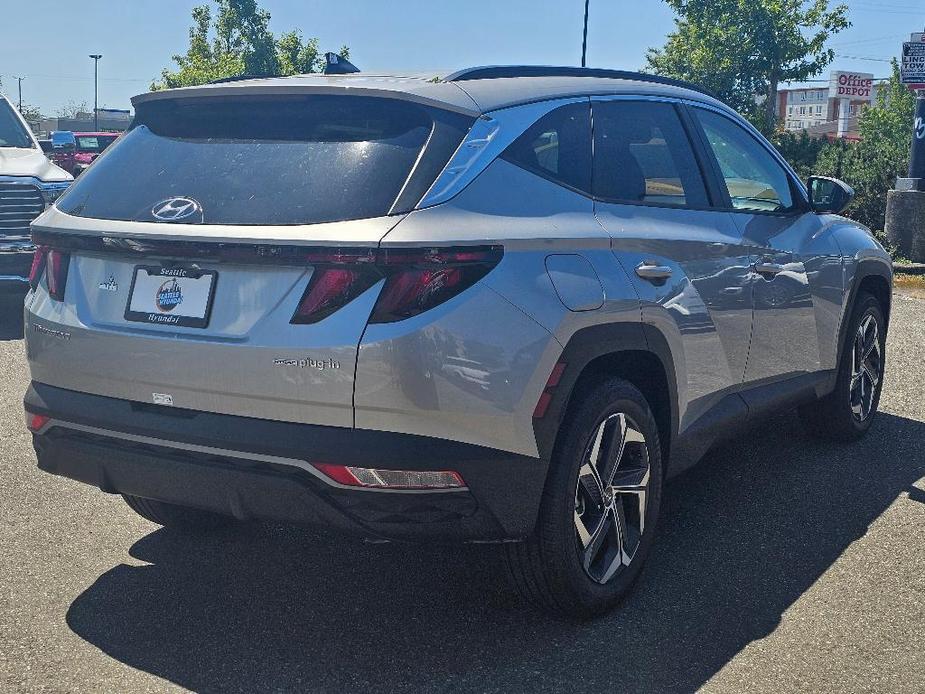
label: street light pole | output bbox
[89,54,102,130]
[581,0,591,67]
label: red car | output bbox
[53,132,119,176]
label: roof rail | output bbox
[444,65,715,98]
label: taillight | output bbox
[291,249,379,325]
[369,246,503,324]
[28,246,48,290]
[290,245,502,325]
[45,249,71,301]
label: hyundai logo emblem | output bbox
[151,197,202,222]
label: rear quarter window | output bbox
[501,102,592,195]
[57,95,473,226]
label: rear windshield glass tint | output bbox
[57,95,472,226]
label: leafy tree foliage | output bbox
[647,0,849,132]
[770,129,827,179]
[813,62,916,235]
[55,100,91,118]
[154,0,348,89]
[18,103,43,124]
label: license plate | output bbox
[124,266,217,328]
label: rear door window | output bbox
[592,100,709,208]
[57,95,473,226]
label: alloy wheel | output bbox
[850,313,882,422]
[574,413,650,585]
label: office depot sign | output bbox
[829,71,875,100]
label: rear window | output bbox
[57,95,473,226]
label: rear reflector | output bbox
[26,413,50,433]
[533,361,567,419]
[313,463,466,490]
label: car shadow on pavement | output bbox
[66,411,925,693]
[0,298,25,341]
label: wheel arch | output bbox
[835,258,893,374]
[533,322,679,473]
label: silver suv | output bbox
[23,67,892,616]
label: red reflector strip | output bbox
[26,413,50,433]
[546,362,567,388]
[313,463,466,490]
[533,361,567,419]
[533,392,554,419]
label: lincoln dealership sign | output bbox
[829,71,875,100]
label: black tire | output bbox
[799,292,886,441]
[504,378,663,617]
[122,494,233,530]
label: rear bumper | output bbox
[24,382,549,541]
[0,245,32,294]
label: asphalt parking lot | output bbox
[1,293,923,694]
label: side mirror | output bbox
[38,140,53,153]
[807,176,854,214]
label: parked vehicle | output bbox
[23,67,892,616]
[51,131,119,176]
[0,95,71,298]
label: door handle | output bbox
[635,262,673,282]
[753,261,785,278]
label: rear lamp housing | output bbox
[28,243,70,301]
[313,463,466,490]
[290,245,502,325]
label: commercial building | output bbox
[776,70,880,140]
[36,108,131,136]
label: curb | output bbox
[893,262,925,276]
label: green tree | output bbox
[18,103,42,124]
[647,0,849,132]
[55,100,90,118]
[154,0,348,89]
[276,30,321,75]
[814,61,915,236]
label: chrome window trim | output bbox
[417,97,587,209]
[33,418,470,494]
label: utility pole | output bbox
[13,76,24,112]
[581,0,590,67]
[89,54,102,130]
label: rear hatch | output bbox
[27,92,474,428]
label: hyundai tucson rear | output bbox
[24,70,891,617]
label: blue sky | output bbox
[1,0,922,114]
